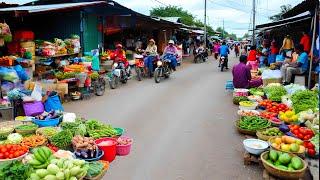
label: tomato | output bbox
[305,129,314,136]
[292,125,300,130]
[293,130,299,135]
[4,152,9,158]
[0,147,7,153]
[299,128,306,135]
[0,153,4,159]
[308,148,316,156]
[297,133,304,140]
[307,142,315,149]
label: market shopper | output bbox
[281,44,309,85]
[111,44,130,77]
[232,55,262,88]
[280,35,294,53]
[300,31,311,53]
[247,45,258,70]
[218,41,229,68]
[213,41,220,60]
[144,39,158,77]
[163,40,178,71]
[268,40,279,65]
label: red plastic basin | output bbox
[95,137,117,162]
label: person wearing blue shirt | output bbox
[219,41,230,68]
[281,44,309,85]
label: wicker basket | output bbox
[268,137,305,157]
[0,127,14,140]
[36,127,60,139]
[235,120,257,136]
[261,151,307,179]
[15,124,38,136]
[256,131,277,141]
[84,168,108,180]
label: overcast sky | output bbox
[2,0,302,37]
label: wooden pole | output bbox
[308,8,318,89]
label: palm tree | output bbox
[269,5,292,21]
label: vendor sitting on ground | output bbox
[232,55,262,88]
[281,44,309,85]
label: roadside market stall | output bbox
[232,82,319,179]
[0,109,133,179]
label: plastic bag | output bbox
[31,82,42,101]
[14,65,29,81]
[62,113,76,123]
[23,101,44,116]
[0,67,19,82]
[44,94,64,112]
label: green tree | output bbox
[150,5,195,26]
[269,4,292,21]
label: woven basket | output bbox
[256,131,277,141]
[35,127,60,139]
[261,151,307,179]
[84,167,108,180]
[235,120,257,136]
[268,137,305,157]
[15,124,38,136]
[262,78,282,86]
[0,127,14,140]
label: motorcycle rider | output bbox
[144,39,158,76]
[111,44,131,78]
[163,40,178,71]
[219,41,230,69]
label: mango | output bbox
[274,137,282,145]
[278,153,292,165]
[291,157,303,170]
[269,150,278,162]
[290,144,299,152]
[281,144,290,152]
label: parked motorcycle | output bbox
[154,56,171,83]
[109,62,129,89]
[194,47,207,63]
[220,56,228,72]
[134,54,146,81]
[91,74,106,96]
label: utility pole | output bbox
[252,0,256,45]
[222,19,225,39]
[204,0,207,47]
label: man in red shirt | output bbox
[300,31,311,53]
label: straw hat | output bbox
[168,40,175,44]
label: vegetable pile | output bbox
[238,116,271,131]
[291,90,318,113]
[0,160,32,180]
[232,96,248,105]
[265,150,304,171]
[85,119,117,139]
[0,144,28,159]
[50,130,73,149]
[21,135,47,148]
[260,127,283,137]
[249,87,264,96]
[264,85,287,102]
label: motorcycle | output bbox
[91,74,106,96]
[220,56,228,72]
[134,54,146,81]
[194,47,207,63]
[154,55,172,83]
[109,61,129,89]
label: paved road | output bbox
[64,54,263,180]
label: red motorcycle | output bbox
[134,54,146,81]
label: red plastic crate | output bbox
[14,30,35,41]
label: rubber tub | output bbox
[95,137,117,162]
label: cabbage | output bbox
[7,133,23,144]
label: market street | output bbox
[64,53,262,180]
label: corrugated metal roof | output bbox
[0,1,106,13]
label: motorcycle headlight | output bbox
[157,61,163,66]
[113,63,118,67]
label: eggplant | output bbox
[80,151,88,158]
[75,151,81,157]
[285,131,296,137]
[279,124,290,133]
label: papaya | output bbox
[269,150,278,162]
[291,157,303,170]
[278,153,291,165]
[276,164,288,171]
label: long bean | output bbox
[239,116,270,131]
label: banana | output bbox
[37,148,47,162]
[42,146,52,158]
[28,159,42,166]
[33,161,49,169]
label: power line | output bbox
[152,0,169,7]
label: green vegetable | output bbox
[55,172,64,180]
[15,124,38,130]
[0,161,32,180]
[86,119,117,138]
[89,72,99,80]
[310,133,319,153]
[36,169,49,178]
[50,130,73,149]
[291,157,303,170]
[70,166,81,176]
[291,90,319,113]
[7,133,23,144]
[276,165,288,170]
[233,96,249,105]
[249,88,264,96]
[44,174,57,180]
[47,164,60,175]
[264,85,287,102]
[30,173,41,180]
[238,116,271,131]
[269,150,278,162]
[278,153,291,165]
[86,161,104,177]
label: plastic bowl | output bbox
[0,151,28,164]
[32,117,61,127]
[74,149,104,161]
[239,101,258,110]
[243,138,269,155]
[116,136,133,156]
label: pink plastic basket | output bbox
[116,136,133,156]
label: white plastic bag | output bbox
[63,113,76,123]
[31,82,42,101]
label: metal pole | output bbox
[204,0,207,47]
[222,19,224,39]
[252,0,256,45]
[308,8,318,89]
